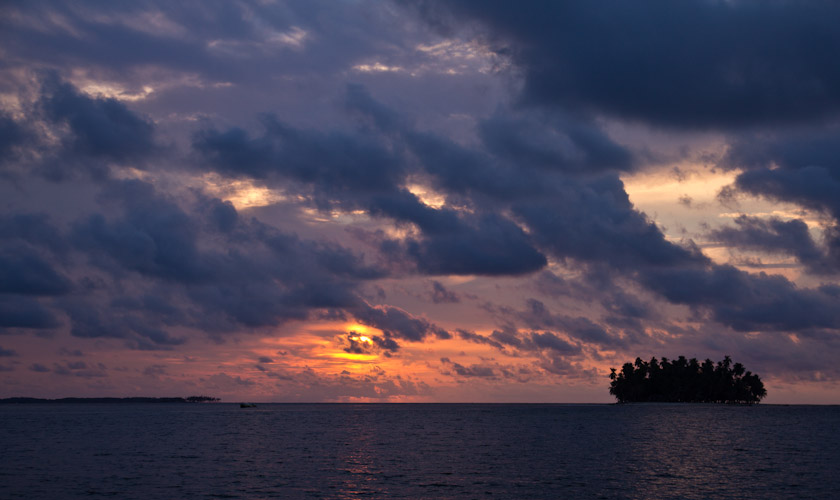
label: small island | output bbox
[0,395,220,404]
[609,355,766,404]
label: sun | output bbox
[344,323,378,340]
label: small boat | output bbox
[240,403,257,408]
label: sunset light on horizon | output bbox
[3,0,840,405]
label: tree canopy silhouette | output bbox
[609,355,766,403]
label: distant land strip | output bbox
[0,396,220,404]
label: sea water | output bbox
[1,403,838,499]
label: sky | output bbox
[2,0,840,403]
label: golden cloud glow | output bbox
[200,173,286,209]
[353,62,405,73]
[406,183,446,209]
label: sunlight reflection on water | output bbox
[1,403,838,499]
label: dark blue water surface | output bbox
[1,403,838,499]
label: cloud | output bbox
[520,299,624,348]
[530,331,582,355]
[193,115,405,207]
[3,0,840,397]
[0,296,61,329]
[709,215,831,274]
[0,346,18,357]
[29,363,50,373]
[53,360,107,378]
[194,103,550,276]
[40,74,157,163]
[490,329,523,349]
[142,364,167,377]
[735,166,840,219]
[61,299,185,350]
[71,179,208,283]
[429,280,459,304]
[641,264,840,332]
[0,213,69,256]
[724,126,840,177]
[0,112,34,170]
[415,0,840,128]
[511,175,706,270]
[456,329,503,350]
[399,212,547,276]
[477,113,634,175]
[354,303,450,344]
[720,125,840,275]
[440,357,496,378]
[48,177,384,342]
[0,247,72,296]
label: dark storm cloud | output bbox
[0,213,69,256]
[401,213,547,276]
[365,194,547,276]
[0,112,34,170]
[709,215,831,273]
[194,97,550,276]
[724,126,840,177]
[641,264,840,332]
[4,0,840,386]
[111,293,186,327]
[61,299,185,349]
[0,296,61,329]
[0,248,72,296]
[354,304,450,343]
[346,84,636,193]
[212,85,629,279]
[730,167,840,274]
[414,0,840,128]
[0,75,160,181]
[0,166,393,345]
[194,115,404,207]
[477,114,634,175]
[64,178,382,337]
[735,166,840,218]
[71,180,208,283]
[343,89,840,337]
[512,175,706,269]
[39,74,157,164]
[721,126,840,273]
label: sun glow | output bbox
[200,173,286,209]
[406,183,446,209]
[344,323,376,337]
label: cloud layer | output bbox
[2,0,840,401]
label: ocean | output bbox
[1,403,838,499]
